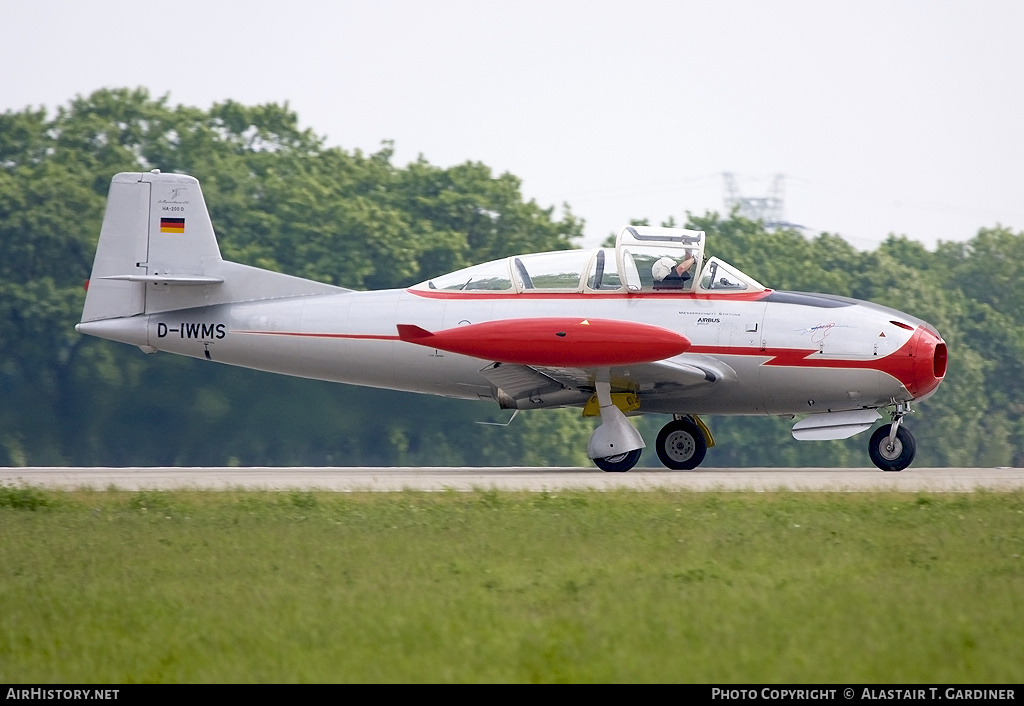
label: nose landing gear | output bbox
[868,403,917,471]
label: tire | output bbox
[868,425,916,472]
[656,418,707,470]
[593,448,642,472]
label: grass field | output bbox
[1,485,1022,683]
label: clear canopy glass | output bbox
[416,224,765,296]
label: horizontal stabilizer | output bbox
[99,274,225,285]
[792,409,880,441]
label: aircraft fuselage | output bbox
[81,286,947,418]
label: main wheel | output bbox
[868,425,916,472]
[593,448,642,472]
[656,418,707,470]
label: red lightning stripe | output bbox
[690,330,931,396]
[689,342,910,371]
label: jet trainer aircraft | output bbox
[77,171,947,472]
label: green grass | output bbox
[1,487,1022,683]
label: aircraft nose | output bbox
[908,325,947,399]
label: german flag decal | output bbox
[160,217,185,234]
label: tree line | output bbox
[1,88,1020,467]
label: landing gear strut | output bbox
[868,403,917,472]
[588,378,646,472]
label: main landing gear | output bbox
[868,403,917,472]
[655,416,708,470]
[593,415,710,472]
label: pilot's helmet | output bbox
[652,256,676,281]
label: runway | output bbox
[2,466,1023,492]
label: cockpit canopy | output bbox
[414,224,765,295]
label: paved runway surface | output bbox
[3,467,1023,492]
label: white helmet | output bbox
[652,256,676,281]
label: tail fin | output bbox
[81,171,342,323]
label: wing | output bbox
[398,317,733,412]
[476,353,735,411]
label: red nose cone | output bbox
[908,326,946,399]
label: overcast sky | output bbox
[3,0,1021,250]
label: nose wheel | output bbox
[868,423,917,471]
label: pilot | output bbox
[652,252,696,288]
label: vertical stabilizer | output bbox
[81,171,226,322]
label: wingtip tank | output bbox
[397,317,691,367]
